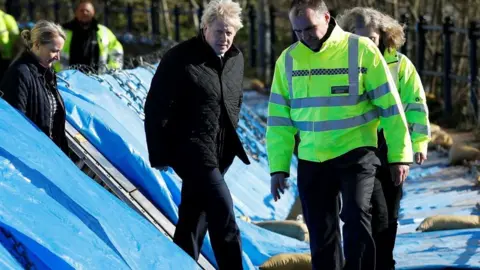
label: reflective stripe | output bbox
[285,43,298,99]
[269,92,290,107]
[367,82,391,100]
[292,67,367,76]
[270,82,390,109]
[294,110,378,132]
[289,94,368,108]
[268,116,294,127]
[348,34,359,95]
[404,103,427,113]
[378,104,400,118]
[409,123,430,135]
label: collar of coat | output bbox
[196,30,241,61]
[19,50,56,79]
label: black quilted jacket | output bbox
[145,34,250,169]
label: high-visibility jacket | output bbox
[0,10,19,60]
[266,24,413,174]
[383,49,430,155]
[54,24,123,72]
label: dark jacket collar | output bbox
[62,18,99,32]
[301,19,336,53]
[18,50,55,78]
[196,31,240,61]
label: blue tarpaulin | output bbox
[57,68,306,269]
[0,98,200,269]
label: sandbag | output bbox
[286,196,303,221]
[448,143,480,165]
[429,126,453,149]
[254,220,309,242]
[259,253,312,270]
[416,215,480,232]
[238,216,252,223]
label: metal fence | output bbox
[3,1,480,116]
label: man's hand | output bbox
[156,166,169,172]
[390,164,410,186]
[271,173,289,201]
[415,152,427,165]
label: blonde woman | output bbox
[1,20,68,154]
[337,7,431,270]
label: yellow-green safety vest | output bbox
[266,24,413,174]
[0,10,19,60]
[383,49,430,155]
[54,24,123,72]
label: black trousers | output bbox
[298,147,379,270]
[370,135,403,270]
[171,162,242,270]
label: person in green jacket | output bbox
[338,7,431,270]
[0,9,19,80]
[54,0,123,72]
[266,0,412,269]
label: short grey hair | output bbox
[21,20,66,49]
[200,0,244,31]
[290,0,329,18]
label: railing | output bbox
[3,0,480,116]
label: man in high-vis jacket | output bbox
[266,1,413,269]
[0,9,19,80]
[54,0,123,72]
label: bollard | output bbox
[443,16,453,115]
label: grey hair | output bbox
[200,0,244,31]
[336,7,406,50]
[290,0,329,18]
[21,20,66,49]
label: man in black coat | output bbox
[144,1,249,269]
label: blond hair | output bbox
[21,20,66,49]
[201,0,243,31]
[336,7,405,50]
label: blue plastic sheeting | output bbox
[392,151,480,269]
[395,229,480,269]
[57,68,305,268]
[398,157,479,234]
[0,99,200,269]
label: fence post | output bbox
[415,15,426,78]
[5,0,19,19]
[443,16,453,115]
[197,5,204,33]
[174,5,181,42]
[269,5,276,72]
[468,21,479,117]
[53,0,61,23]
[400,13,408,56]
[150,0,160,37]
[104,1,110,27]
[126,3,133,32]
[28,0,35,21]
[248,4,256,68]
